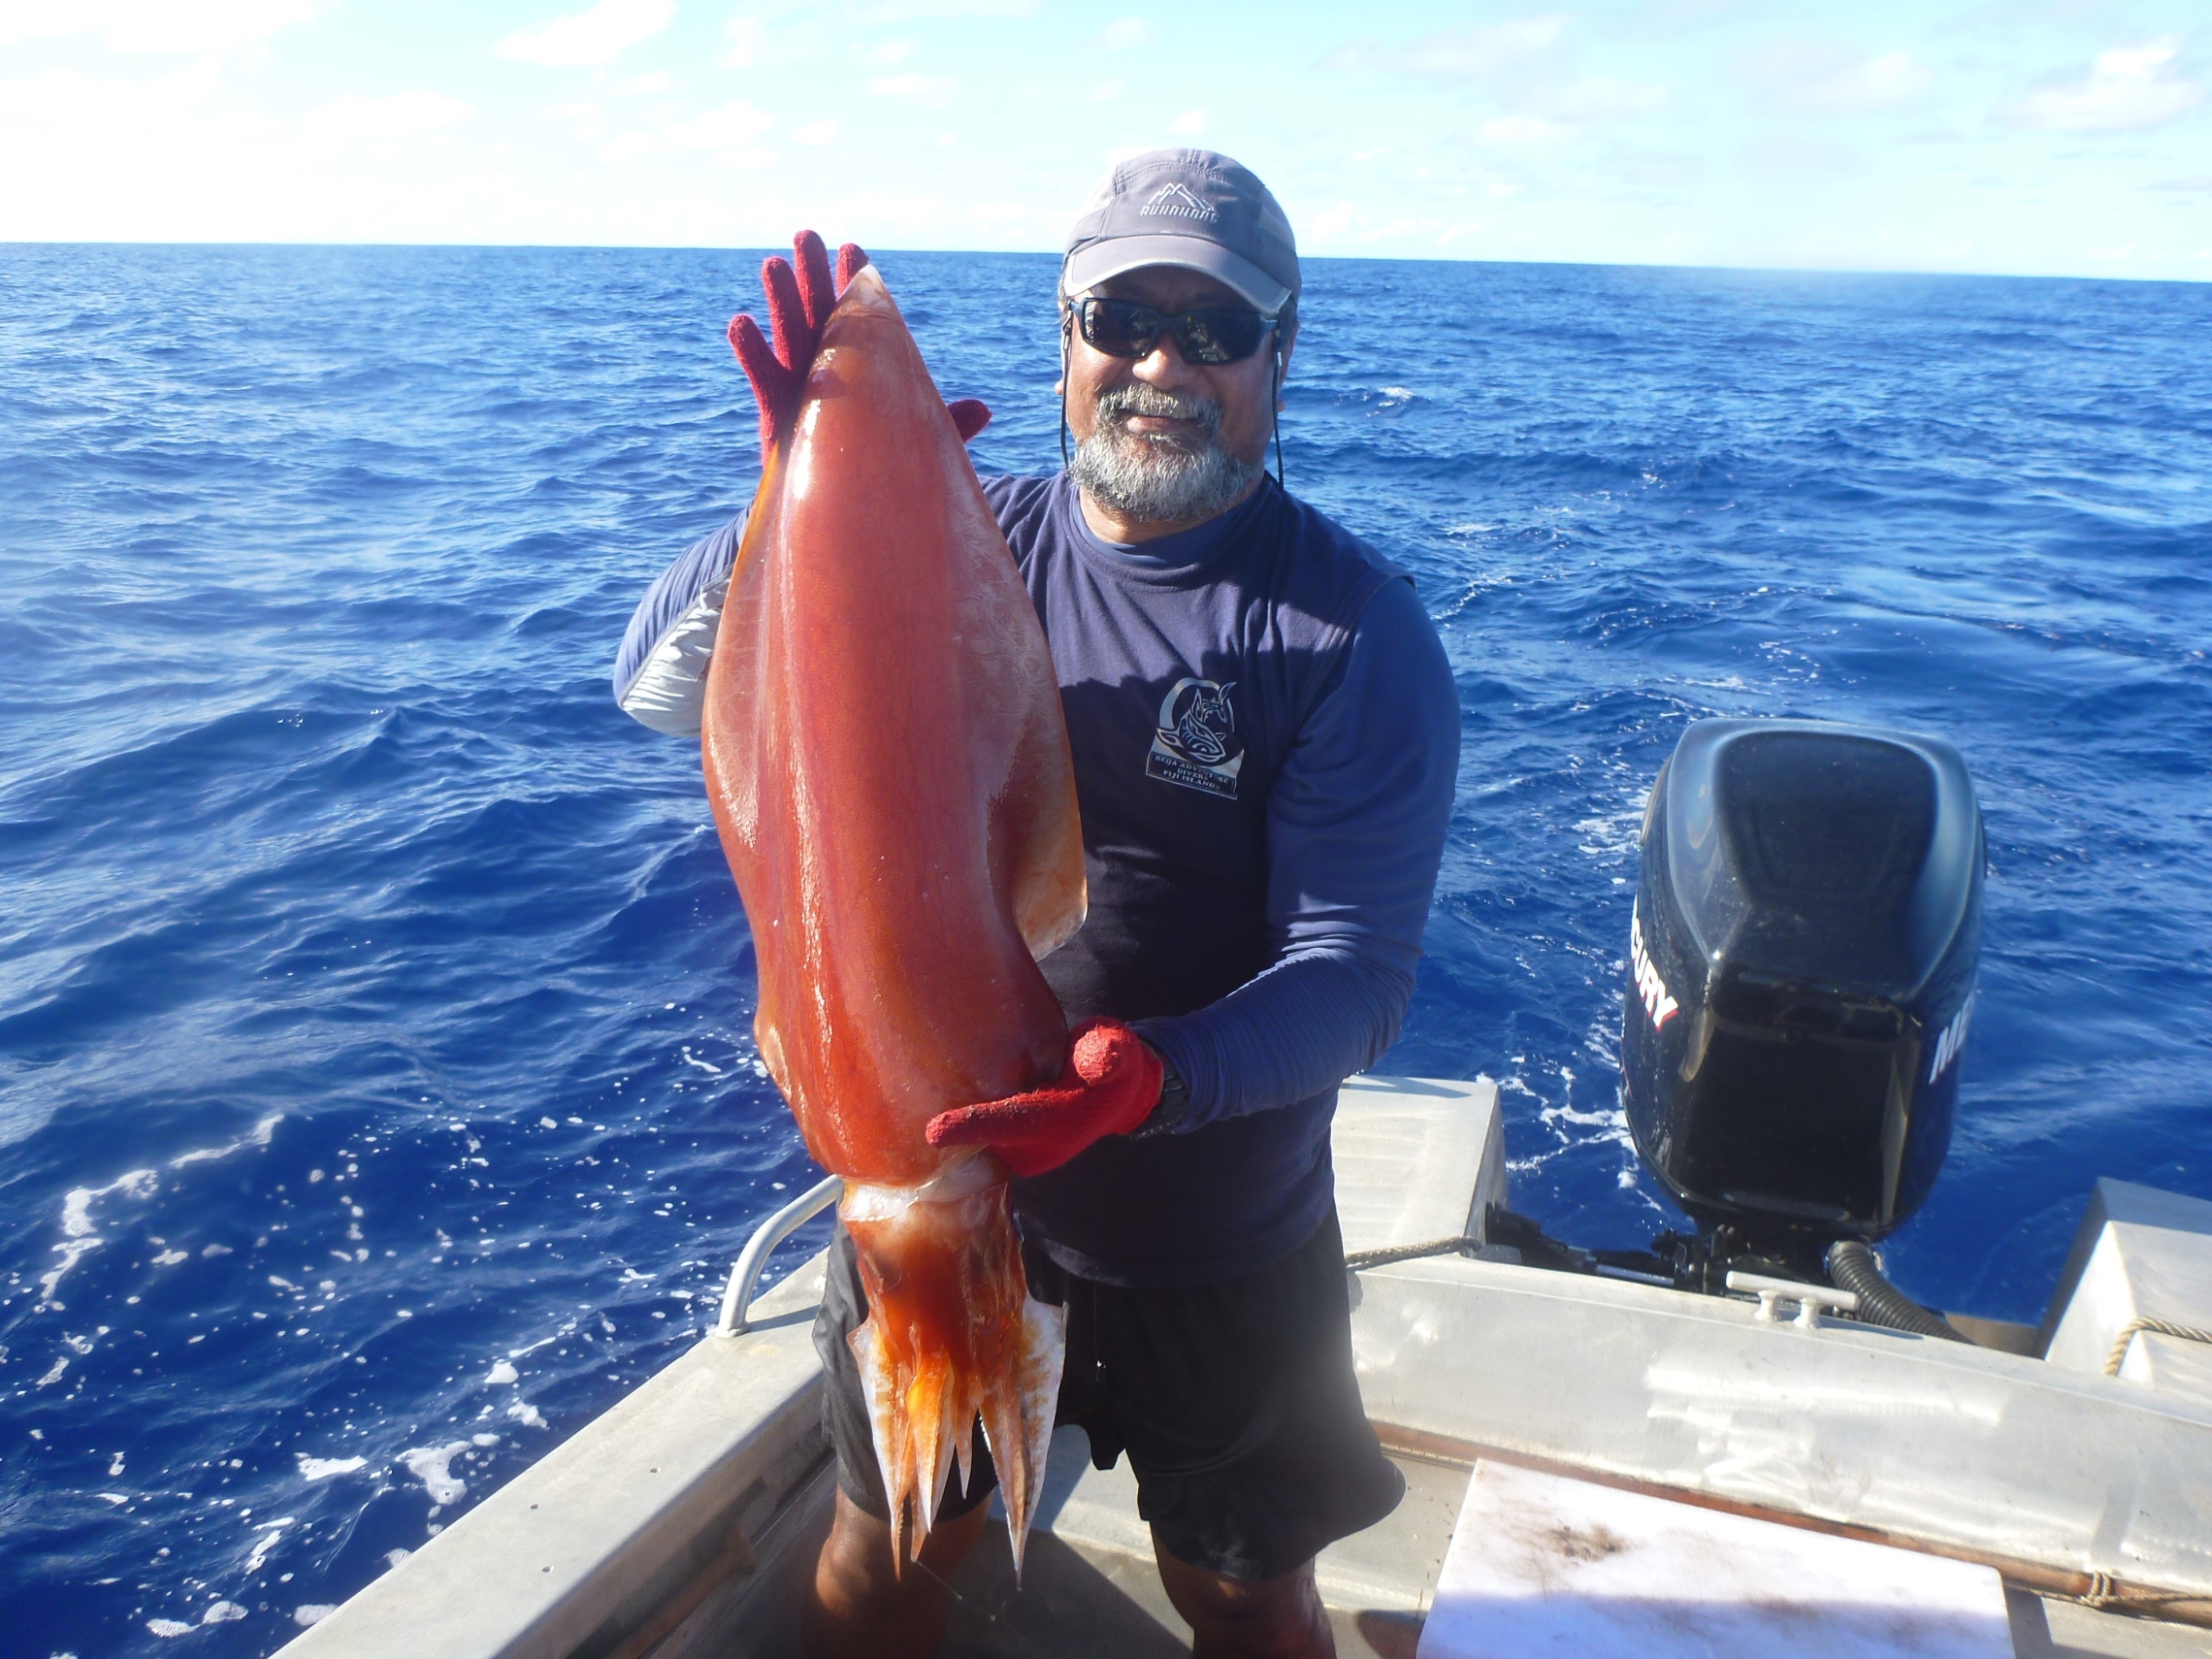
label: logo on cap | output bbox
[1140,182,1218,222]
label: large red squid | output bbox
[699,264,1085,1571]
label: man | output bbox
[613,149,1459,1658]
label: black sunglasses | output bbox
[1074,296,1278,366]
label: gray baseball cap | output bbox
[1061,148,1299,317]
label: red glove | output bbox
[727,230,991,453]
[926,1018,1164,1178]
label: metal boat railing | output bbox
[715,1173,842,1337]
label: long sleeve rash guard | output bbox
[614,471,1460,1286]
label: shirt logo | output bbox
[1148,677,1243,798]
[1140,182,1217,222]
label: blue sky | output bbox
[2,0,2207,279]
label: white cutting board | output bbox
[1416,1461,2013,1658]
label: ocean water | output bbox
[3,244,2208,1655]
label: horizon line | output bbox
[4,239,2206,289]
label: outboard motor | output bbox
[1620,718,1984,1286]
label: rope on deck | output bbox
[1344,1234,1481,1272]
[2102,1316,2212,1377]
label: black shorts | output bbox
[813,1206,1405,1583]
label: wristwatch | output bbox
[1129,1044,1187,1138]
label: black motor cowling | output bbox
[1623,718,1983,1245]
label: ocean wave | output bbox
[3,244,2209,1656]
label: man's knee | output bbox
[1153,1540,1334,1658]
[803,1489,989,1659]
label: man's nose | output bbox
[1130,333,1203,390]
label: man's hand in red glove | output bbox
[926,1018,1165,1179]
[726,230,991,454]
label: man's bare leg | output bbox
[1155,1536,1336,1659]
[800,1487,991,1659]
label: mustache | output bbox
[1092,383,1224,439]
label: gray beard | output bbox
[1069,383,1263,528]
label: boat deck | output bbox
[646,1415,2212,1659]
[279,1076,2212,1659]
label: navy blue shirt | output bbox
[615,471,1459,1286]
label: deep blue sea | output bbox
[3,244,2208,1655]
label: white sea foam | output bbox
[507,1400,546,1430]
[296,1454,366,1480]
[37,1358,67,1387]
[203,1602,245,1624]
[483,1358,518,1385]
[40,1169,158,1307]
[171,1116,281,1167]
[244,1516,294,1575]
[146,1618,194,1638]
[400,1442,470,1506]
[293,1605,338,1627]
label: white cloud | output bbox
[1739,134,1858,176]
[1745,43,1930,113]
[0,0,317,53]
[1534,73,1667,120]
[666,99,771,146]
[613,71,671,95]
[2005,37,2204,132]
[1334,16,1567,79]
[721,15,771,68]
[864,38,915,65]
[1805,49,1928,112]
[497,0,674,68]
[856,0,1037,16]
[304,91,475,141]
[602,97,773,163]
[550,99,607,139]
[1169,108,1206,135]
[1100,16,1149,49]
[1087,78,1124,103]
[1481,114,1568,146]
[1306,199,1483,247]
[792,117,838,146]
[867,73,958,106]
